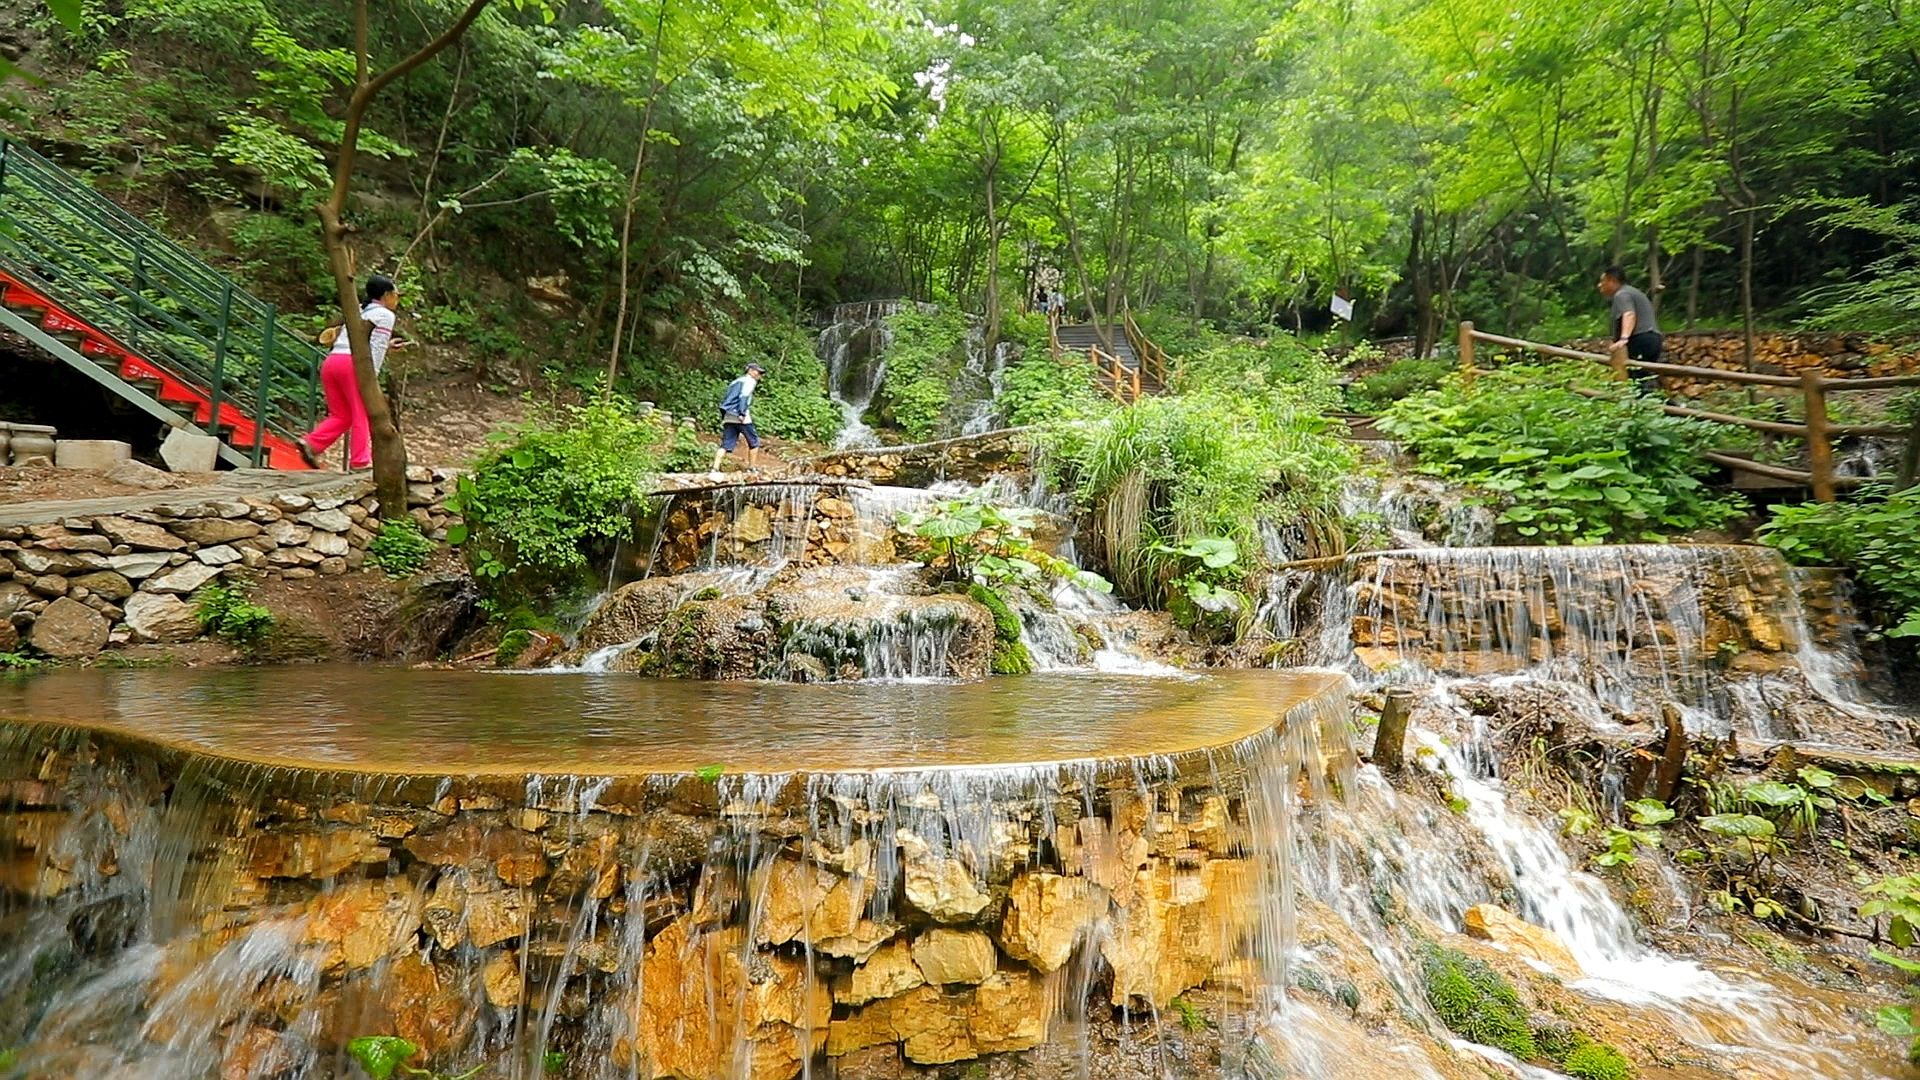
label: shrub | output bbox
[1378,363,1743,543]
[0,652,43,673]
[618,308,841,444]
[897,498,1110,596]
[367,517,433,577]
[1420,944,1537,1059]
[1759,485,1920,641]
[997,311,1109,427]
[1040,389,1355,604]
[874,308,971,440]
[448,397,661,603]
[1169,333,1345,415]
[194,581,275,649]
[1346,356,1454,412]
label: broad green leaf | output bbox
[347,1036,419,1080]
[1700,813,1776,839]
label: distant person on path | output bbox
[713,362,764,471]
[300,274,398,470]
[1598,266,1663,368]
[1049,290,1067,325]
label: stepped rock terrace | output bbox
[0,667,1352,1079]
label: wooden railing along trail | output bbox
[1457,321,1920,502]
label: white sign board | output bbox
[1329,294,1354,322]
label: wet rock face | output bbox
[573,568,996,682]
[0,731,1310,1079]
[804,430,1034,489]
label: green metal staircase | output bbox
[0,135,323,469]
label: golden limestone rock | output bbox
[1462,903,1582,980]
[897,830,990,923]
[303,878,422,971]
[380,952,480,1058]
[483,949,524,1008]
[828,968,1048,1065]
[1000,871,1106,973]
[909,928,997,986]
[637,917,829,1080]
[1103,859,1253,1009]
[816,918,898,962]
[836,938,925,1006]
[421,872,530,949]
[753,855,875,946]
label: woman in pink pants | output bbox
[300,274,397,470]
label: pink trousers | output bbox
[305,352,372,468]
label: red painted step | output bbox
[0,269,313,470]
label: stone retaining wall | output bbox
[803,429,1033,488]
[0,468,462,659]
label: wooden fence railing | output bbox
[1458,321,1920,502]
[1051,318,1143,403]
[1122,313,1170,391]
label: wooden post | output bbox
[1372,688,1413,773]
[1652,703,1689,804]
[1608,341,1629,382]
[1802,370,1835,503]
[1458,321,1475,387]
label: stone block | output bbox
[107,552,173,580]
[159,428,221,473]
[103,459,178,491]
[195,545,244,567]
[28,597,108,658]
[144,562,225,595]
[53,440,132,470]
[123,593,203,644]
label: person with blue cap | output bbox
[713,362,764,471]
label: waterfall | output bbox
[818,301,906,450]
[958,333,1017,436]
[641,483,821,576]
[1257,543,1904,740]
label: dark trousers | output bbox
[1625,331,1663,364]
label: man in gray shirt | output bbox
[1598,265,1662,365]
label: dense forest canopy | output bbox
[5,0,1916,364]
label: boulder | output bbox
[754,856,874,946]
[1463,903,1582,979]
[898,831,991,924]
[158,428,221,473]
[107,552,175,579]
[95,517,186,551]
[910,929,997,986]
[144,562,225,595]
[303,878,423,971]
[103,458,179,491]
[194,545,244,567]
[264,520,312,547]
[70,571,134,602]
[27,597,108,658]
[1001,872,1106,972]
[837,938,925,1006]
[0,582,32,622]
[170,518,261,546]
[53,439,131,470]
[297,508,353,533]
[123,593,203,644]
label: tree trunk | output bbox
[1686,245,1703,328]
[318,0,496,520]
[1739,205,1757,369]
[1408,205,1434,358]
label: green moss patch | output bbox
[969,584,1032,675]
[1420,944,1537,1059]
[1563,1040,1632,1080]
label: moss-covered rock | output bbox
[1419,944,1537,1059]
[969,583,1033,675]
[1563,1039,1632,1080]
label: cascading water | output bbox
[1259,543,1900,742]
[0,668,1366,1080]
[818,301,908,450]
[957,329,1017,436]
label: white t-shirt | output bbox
[329,303,396,373]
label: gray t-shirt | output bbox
[1609,284,1659,340]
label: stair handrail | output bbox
[1457,320,1920,502]
[1121,312,1170,389]
[0,136,323,454]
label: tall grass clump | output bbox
[1041,388,1354,606]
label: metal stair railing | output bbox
[0,136,323,461]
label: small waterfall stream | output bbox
[818,301,906,449]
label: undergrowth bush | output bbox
[367,517,433,577]
[1040,390,1353,607]
[194,581,275,649]
[1379,363,1743,543]
[1760,484,1920,641]
[619,310,840,444]
[997,312,1108,427]
[448,398,661,606]
[873,308,970,440]
[1167,330,1344,414]
[1345,355,1454,412]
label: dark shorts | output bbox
[720,421,759,451]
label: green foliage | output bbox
[347,1036,418,1080]
[1153,536,1253,642]
[448,398,660,602]
[997,315,1108,427]
[898,498,1111,596]
[0,652,43,673]
[873,308,970,440]
[224,211,333,302]
[1346,356,1455,413]
[1170,995,1211,1032]
[1563,1040,1633,1080]
[1379,364,1743,543]
[1420,944,1537,1059]
[368,518,433,578]
[617,311,840,445]
[1863,876,1920,949]
[1760,485,1920,642]
[193,581,275,649]
[967,583,1033,675]
[1170,333,1344,414]
[1040,390,1354,603]
[694,764,726,783]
